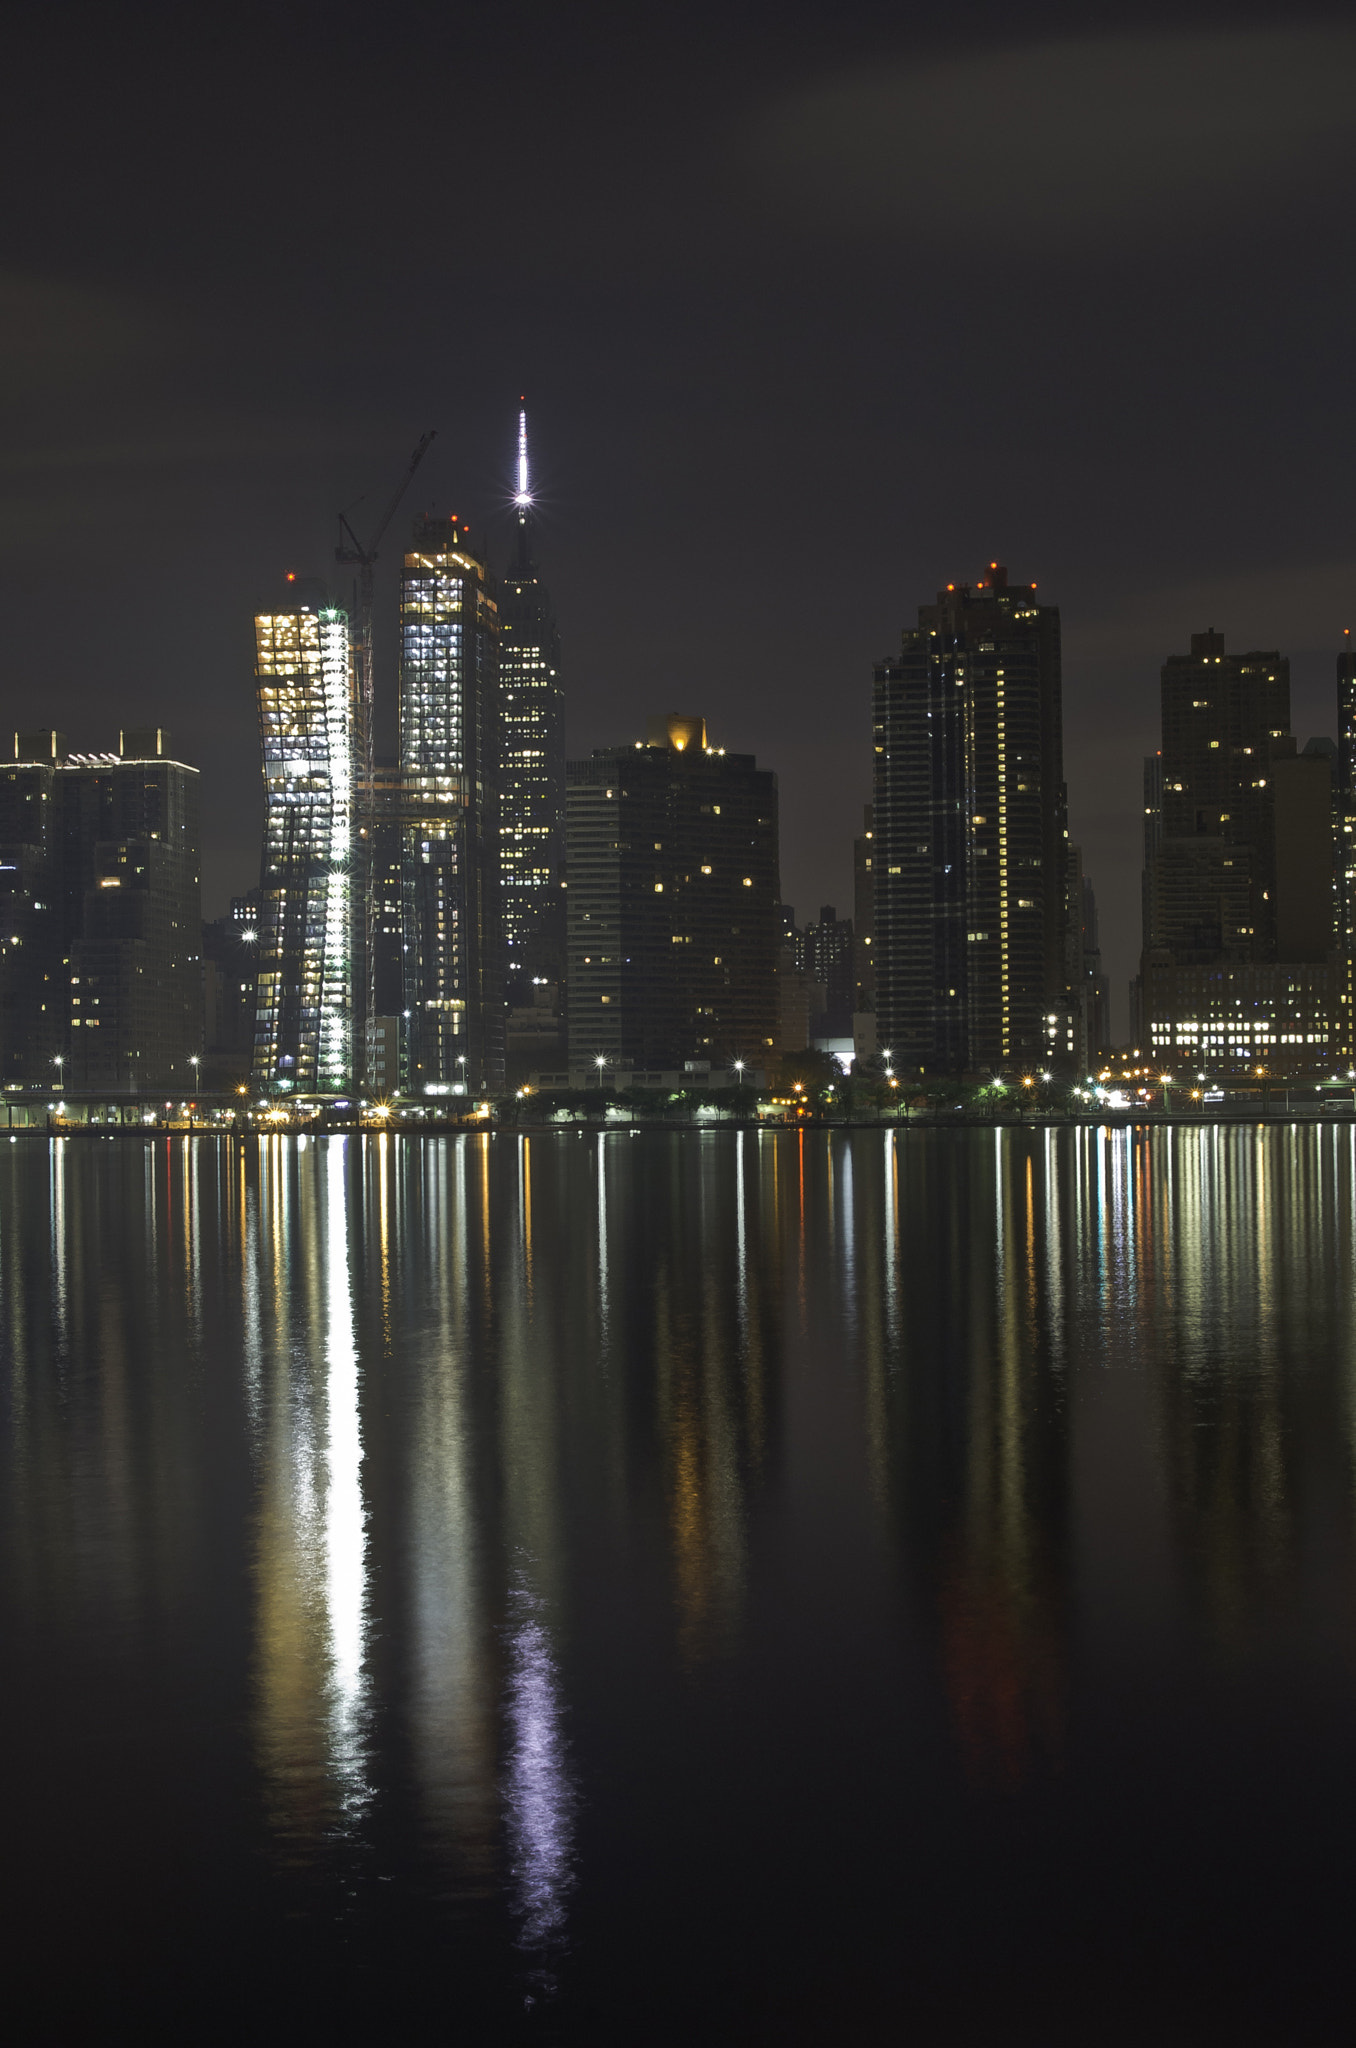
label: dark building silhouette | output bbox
[0,730,203,1094]
[203,913,257,1083]
[1142,630,1336,1072]
[1081,872,1111,1060]
[565,715,779,1073]
[0,742,62,1083]
[399,516,503,1093]
[873,565,1071,1074]
[853,804,875,1013]
[802,904,854,1039]
[61,731,202,1094]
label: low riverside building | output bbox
[1143,959,1337,1076]
[532,1059,768,1093]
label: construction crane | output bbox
[335,428,437,712]
[335,429,436,1079]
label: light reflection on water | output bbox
[5,1125,1356,2037]
[504,1571,575,1959]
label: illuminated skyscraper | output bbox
[1337,636,1356,1058]
[252,602,361,1093]
[499,408,564,993]
[873,566,1072,1073]
[398,517,503,1092]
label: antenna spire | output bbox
[515,398,531,507]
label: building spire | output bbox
[512,397,536,576]
[515,398,531,509]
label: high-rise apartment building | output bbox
[566,715,779,1073]
[1081,872,1111,1060]
[0,729,202,1093]
[203,912,258,1084]
[364,757,406,1094]
[398,516,503,1092]
[802,905,855,1039]
[499,409,564,994]
[0,740,61,1083]
[872,565,1071,1074]
[1337,637,1356,1059]
[252,602,361,1093]
[1141,630,1337,1072]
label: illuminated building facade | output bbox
[398,516,503,1092]
[1142,630,1338,1073]
[872,566,1072,1074]
[1144,961,1334,1068]
[566,715,779,1073]
[1338,638,1356,1059]
[499,409,564,994]
[253,605,361,1093]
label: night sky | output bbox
[5,0,1355,1030]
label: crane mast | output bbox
[335,429,436,1082]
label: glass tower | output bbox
[499,408,564,992]
[253,603,360,1092]
[872,566,1071,1074]
[398,516,503,1092]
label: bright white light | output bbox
[515,406,531,506]
[504,1576,574,1949]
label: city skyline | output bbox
[11,8,1356,1040]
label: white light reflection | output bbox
[735,1130,748,1339]
[504,1574,575,1957]
[323,1139,368,1802]
[596,1133,610,1352]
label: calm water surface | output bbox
[4,1126,1356,2042]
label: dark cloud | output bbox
[753,28,1356,246]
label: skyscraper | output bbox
[0,728,202,1095]
[1141,629,1336,1071]
[1337,634,1356,1059]
[872,565,1071,1074]
[0,739,61,1084]
[398,516,503,1092]
[499,408,564,995]
[566,716,779,1073]
[252,601,361,1093]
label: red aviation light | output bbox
[286,572,296,583]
